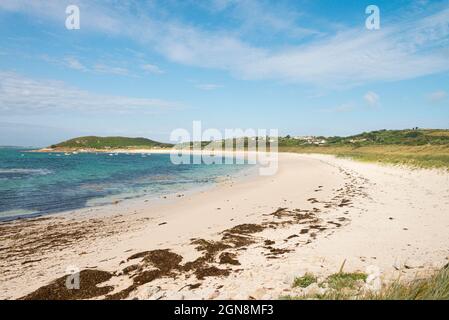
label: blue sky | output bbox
[0,0,448,146]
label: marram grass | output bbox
[282,266,449,300]
[280,145,449,170]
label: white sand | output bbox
[0,153,448,300]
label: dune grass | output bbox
[326,272,367,290]
[282,266,449,300]
[293,273,317,288]
[280,145,449,170]
[366,266,449,300]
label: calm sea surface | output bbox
[0,147,251,221]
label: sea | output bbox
[0,147,253,221]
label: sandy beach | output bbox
[1,153,448,300]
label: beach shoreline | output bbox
[1,153,448,300]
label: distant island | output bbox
[40,136,173,152]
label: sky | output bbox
[0,0,448,146]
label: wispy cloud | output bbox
[2,1,449,87]
[92,64,129,76]
[364,91,380,107]
[0,0,124,35]
[146,6,449,87]
[64,56,88,72]
[320,102,356,113]
[195,83,223,91]
[141,64,164,74]
[428,90,448,103]
[41,54,131,76]
[206,0,321,40]
[0,72,181,114]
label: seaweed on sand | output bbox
[21,270,114,300]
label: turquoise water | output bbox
[0,147,251,221]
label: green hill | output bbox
[279,129,449,147]
[326,129,449,146]
[279,129,449,169]
[50,136,173,150]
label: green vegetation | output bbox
[326,129,449,146]
[280,129,449,147]
[49,129,449,168]
[293,273,317,288]
[281,266,449,300]
[178,137,276,151]
[50,136,173,150]
[279,129,449,169]
[365,266,449,300]
[280,145,449,169]
[326,272,367,290]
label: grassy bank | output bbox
[283,266,449,300]
[367,266,449,300]
[278,129,449,169]
[280,145,449,170]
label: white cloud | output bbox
[321,102,356,113]
[0,0,124,35]
[0,72,181,114]
[92,64,129,76]
[2,1,449,87]
[141,64,164,74]
[206,0,321,39]
[428,90,447,103]
[41,55,131,76]
[195,83,223,91]
[147,7,449,87]
[64,57,88,71]
[364,91,380,107]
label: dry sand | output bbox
[0,153,448,300]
